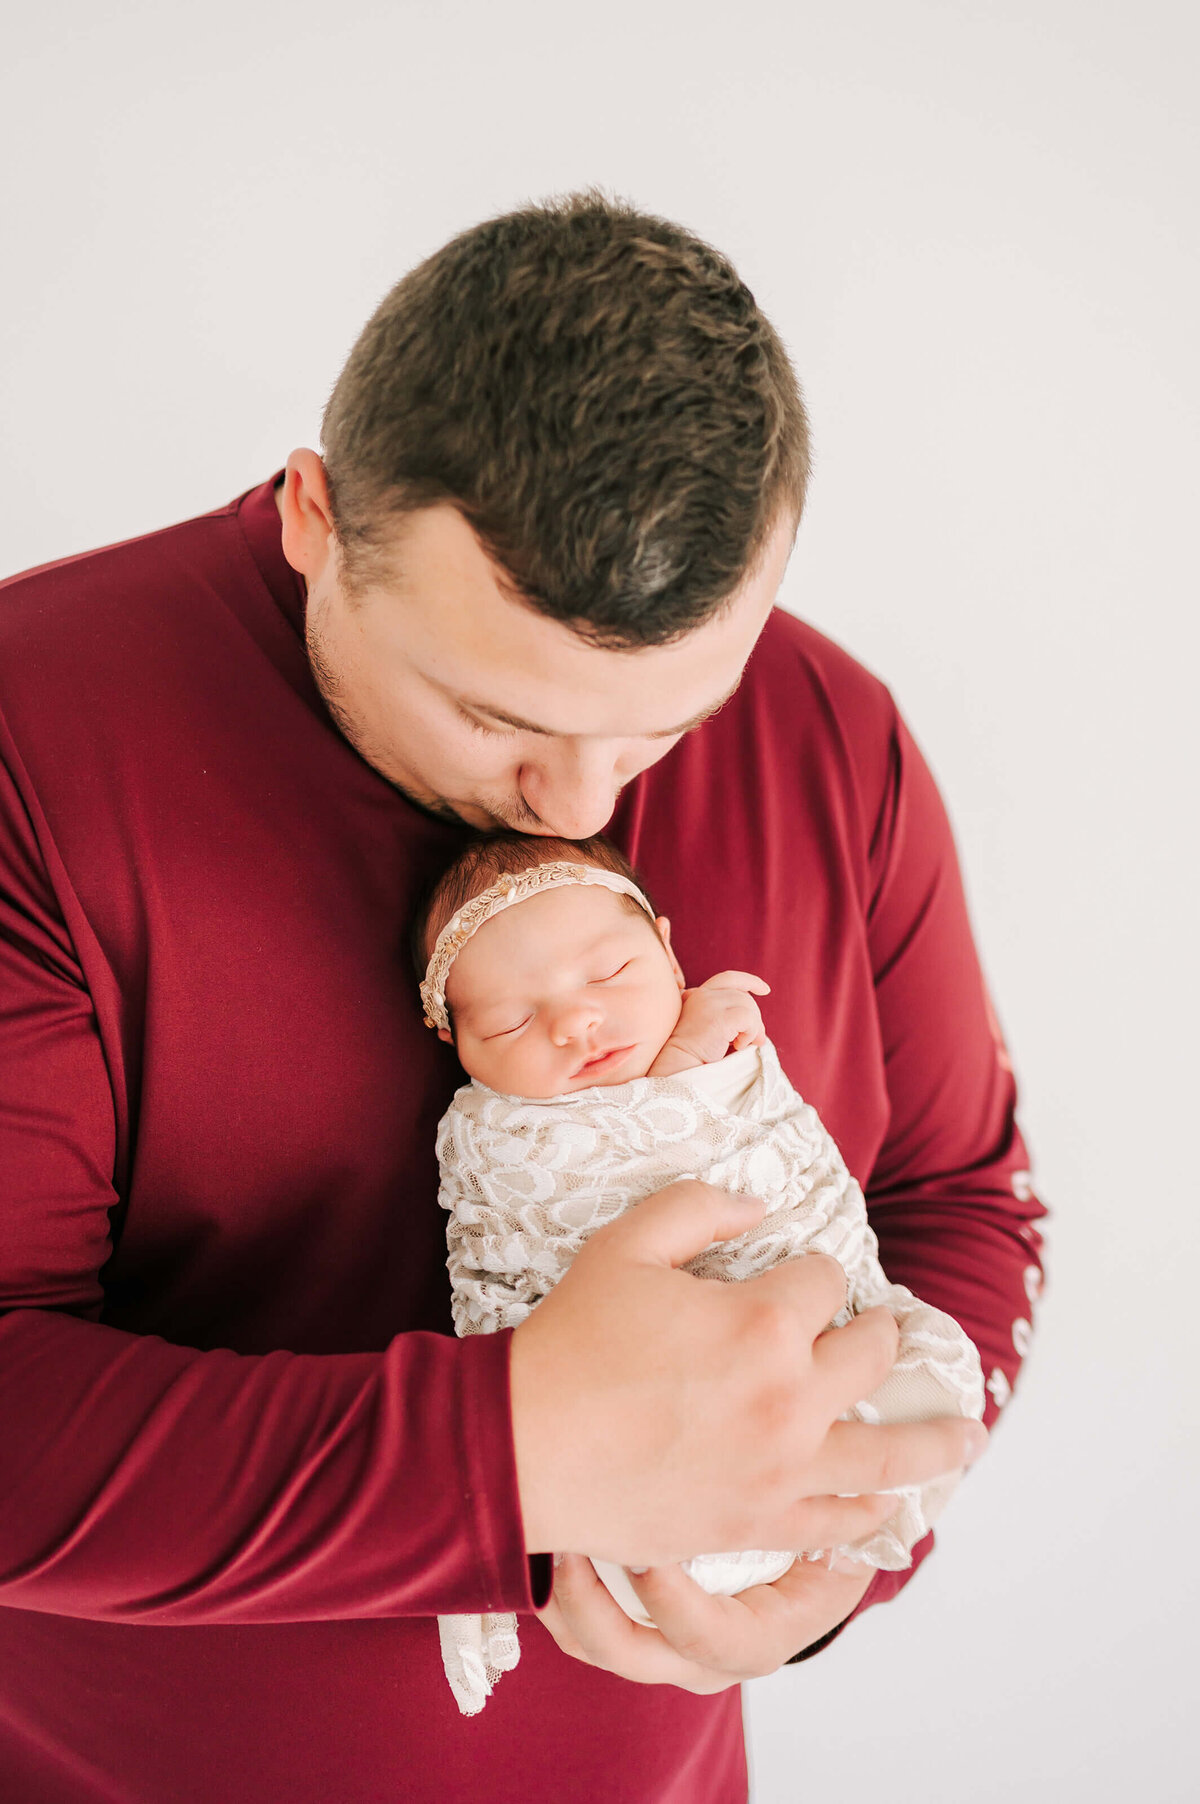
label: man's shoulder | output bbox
[0,483,286,738]
[0,492,245,627]
[729,609,900,821]
[748,609,896,738]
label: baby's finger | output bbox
[703,970,772,995]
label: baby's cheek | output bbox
[496,1047,533,1092]
[459,1031,520,1093]
[648,989,687,1057]
[492,1038,563,1100]
[453,1035,490,1086]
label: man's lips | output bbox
[573,1044,635,1080]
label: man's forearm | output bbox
[0,1306,542,1624]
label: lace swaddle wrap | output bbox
[435,1041,985,1714]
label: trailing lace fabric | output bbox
[435,1042,985,1713]
[436,1611,521,1717]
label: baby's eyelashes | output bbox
[482,1014,533,1040]
[477,962,632,1039]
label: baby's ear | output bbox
[437,1026,454,1044]
[656,915,687,989]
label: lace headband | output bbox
[420,860,657,1032]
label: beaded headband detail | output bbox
[420,861,656,1033]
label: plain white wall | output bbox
[3,3,1196,1799]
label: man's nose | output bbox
[518,743,623,840]
[548,998,603,1047]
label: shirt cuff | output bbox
[456,1327,546,1612]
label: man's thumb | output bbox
[608,1181,768,1269]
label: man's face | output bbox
[279,451,795,840]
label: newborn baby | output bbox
[416,833,985,1716]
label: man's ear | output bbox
[656,915,687,989]
[278,448,337,582]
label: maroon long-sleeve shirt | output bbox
[0,477,1045,1803]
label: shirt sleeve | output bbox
[790,702,1047,1658]
[0,741,550,1627]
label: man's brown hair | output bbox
[322,190,811,647]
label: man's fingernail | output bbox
[553,1552,564,1567]
[626,1566,649,1576]
[965,1423,989,1460]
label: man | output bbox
[0,195,1043,1802]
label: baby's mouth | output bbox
[573,1044,635,1080]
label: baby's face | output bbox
[441,883,686,1097]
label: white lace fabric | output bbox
[435,1041,985,1713]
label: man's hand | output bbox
[536,1549,875,1692]
[649,971,771,1075]
[509,1181,988,1564]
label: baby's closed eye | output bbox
[483,1015,532,1040]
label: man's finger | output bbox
[543,1554,735,1690]
[809,1303,901,1403]
[594,1180,767,1270]
[625,1556,873,1677]
[817,1414,988,1499]
[779,1488,900,1552]
[533,1591,594,1665]
[623,1564,777,1675]
[742,1251,850,1337]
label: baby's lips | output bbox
[572,1043,634,1079]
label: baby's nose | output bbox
[548,999,602,1046]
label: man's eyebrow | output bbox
[457,680,741,740]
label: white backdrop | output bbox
[2,4,1196,1800]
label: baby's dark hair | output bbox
[411,832,658,995]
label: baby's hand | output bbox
[649,972,770,1076]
